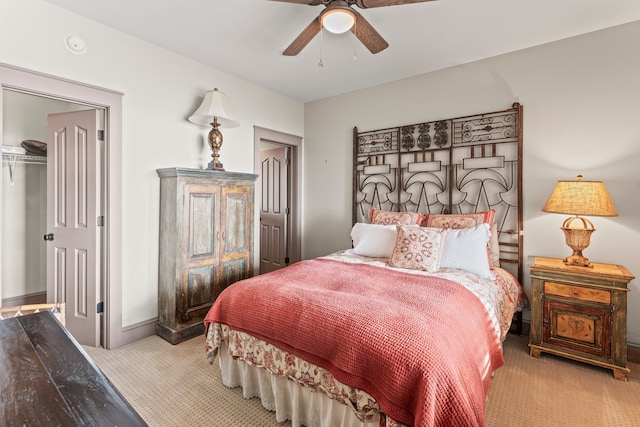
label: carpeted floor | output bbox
[84,333,640,427]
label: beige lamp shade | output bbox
[188,88,239,171]
[542,175,617,217]
[542,175,617,267]
[188,89,239,128]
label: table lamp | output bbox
[188,88,239,171]
[542,175,617,267]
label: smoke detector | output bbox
[64,35,87,55]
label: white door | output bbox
[46,109,102,346]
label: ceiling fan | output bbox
[273,0,437,56]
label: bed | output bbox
[204,103,525,427]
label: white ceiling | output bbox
[42,0,640,103]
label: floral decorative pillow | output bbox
[422,210,499,267]
[369,207,422,226]
[389,225,447,272]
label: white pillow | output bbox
[439,223,494,279]
[348,223,398,258]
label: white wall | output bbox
[0,0,304,326]
[304,21,640,345]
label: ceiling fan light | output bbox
[321,9,356,34]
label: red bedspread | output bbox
[204,258,504,427]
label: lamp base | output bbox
[207,161,225,171]
[560,216,595,268]
[206,118,225,172]
[563,253,593,268]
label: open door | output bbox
[260,146,291,274]
[46,109,102,346]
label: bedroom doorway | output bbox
[260,145,291,274]
[254,126,302,275]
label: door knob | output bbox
[43,233,54,241]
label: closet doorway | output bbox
[1,89,105,346]
[1,63,124,349]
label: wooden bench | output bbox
[0,310,146,426]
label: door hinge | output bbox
[97,130,105,141]
[97,301,104,313]
[285,257,290,265]
[97,216,104,227]
[284,207,290,215]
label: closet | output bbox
[0,90,87,307]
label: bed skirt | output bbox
[218,342,379,427]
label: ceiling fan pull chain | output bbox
[318,27,324,67]
[353,20,358,62]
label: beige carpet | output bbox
[85,334,640,427]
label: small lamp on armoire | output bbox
[188,88,239,171]
[541,175,618,267]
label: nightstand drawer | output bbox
[544,281,610,304]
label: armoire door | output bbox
[46,109,102,347]
[220,184,254,293]
[181,182,219,323]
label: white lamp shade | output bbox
[188,89,239,128]
[321,9,356,34]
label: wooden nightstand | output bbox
[528,256,634,381]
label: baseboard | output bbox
[521,319,531,336]
[2,292,46,307]
[628,344,640,364]
[118,317,158,347]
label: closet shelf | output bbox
[2,153,47,165]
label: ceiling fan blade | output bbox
[270,0,323,5]
[351,13,389,54]
[283,17,322,56]
[356,0,436,8]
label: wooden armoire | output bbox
[156,168,257,344]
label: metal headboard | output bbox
[353,102,524,284]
